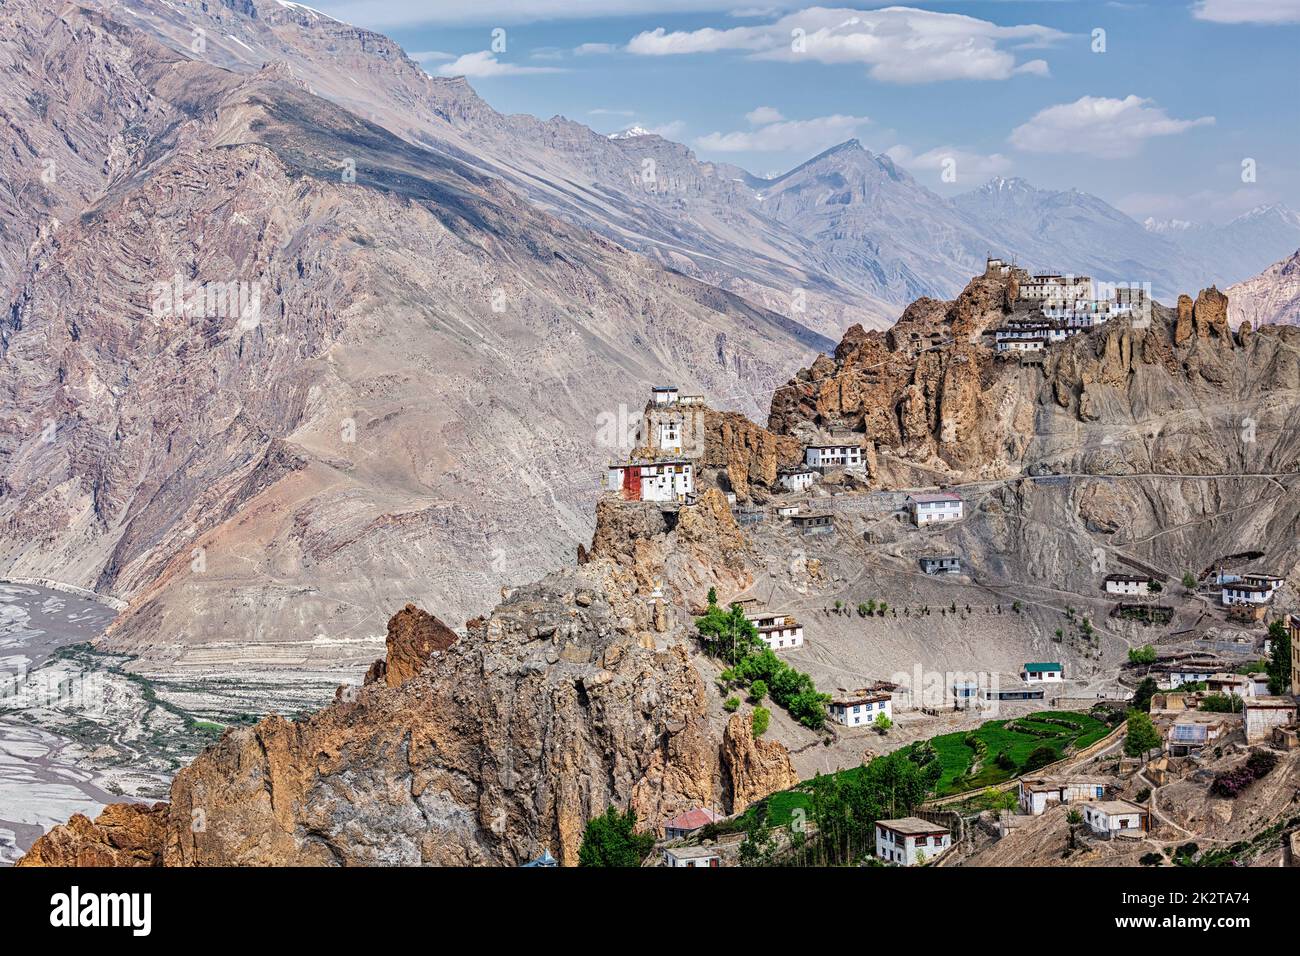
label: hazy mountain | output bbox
[952,177,1197,300]
[0,0,829,673]
[1227,248,1300,328]
[1145,204,1300,289]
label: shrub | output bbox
[995,750,1016,771]
[1135,787,1151,802]
[1128,645,1157,665]
[1139,852,1164,866]
[1210,750,1278,798]
[723,696,740,712]
[751,707,771,737]
[749,679,768,703]
[1022,745,1058,773]
[578,807,655,867]
[1199,693,1243,714]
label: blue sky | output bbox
[309,1,1300,224]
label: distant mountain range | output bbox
[1228,248,1300,328]
[74,0,1299,332]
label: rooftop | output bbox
[1020,777,1106,792]
[1022,662,1062,673]
[830,689,892,707]
[664,845,721,860]
[876,816,949,836]
[1091,800,1147,817]
[1245,697,1298,709]
[664,807,723,832]
[909,492,962,504]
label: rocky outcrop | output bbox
[721,712,799,811]
[376,603,458,688]
[701,409,802,500]
[17,803,168,868]
[1227,248,1300,329]
[22,485,797,867]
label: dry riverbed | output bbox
[0,583,342,864]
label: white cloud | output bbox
[626,7,1066,83]
[574,42,618,55]
[696,112,869,152]
[407,50,456,62]
[648,120,687,138]
[317,1,788,27]
[1192,0,1300,24]
[435,51,565,77]
[745,105,785,125]
[1008,95,1214,158]
[885,144,1013,182]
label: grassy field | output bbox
[724,709,1114,831]
[927,710,1112,795]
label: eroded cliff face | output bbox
[22,489,787,866]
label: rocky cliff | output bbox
[21,488,791,866]
[1227,248,1300,329]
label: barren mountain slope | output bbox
[769,273,1300,598]
[0,0,829,673]
[1227,248,1300,329]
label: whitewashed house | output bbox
[828,689,891,727]
[874,818,951,866]
[663,846,720,868]
[650,385,679,406]
[778,468,817,493]
[909,492,963,526]
[1018,778,1107,816]
[776,505,800,518]
[1222,582,1274,607]
[1020,662,1064,683]
[1244,697,1297,744]
[605,459,694,503]
[746,612,804,651]
[1105,573,1152,596]
[663,807,723,840]
[1083,800,1148,839]
[804,444,864,469]
[1241,573,1284,596]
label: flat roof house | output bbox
[829,689,892,727]
[746,611,804,651]
[778,468,817,493]
[1164,714,1234,756]
[908,492,963,527]
[1222,583,1274,607]
[605,459,694,503]
[1105,573,1152,596]
[1083,800,1149,839]
[981,679,1046,702]
[803,444,864,470]
[790,512,833,535]
[650,385,679,405]
[663,807,723,841]
[663,845,721,868]
[874,817,951,866]
[919,554,961,575]
[1021,662,1064,683]
[1244,697,1298,744]
[1018,778,1108,816]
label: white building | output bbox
[746,612,804,651]
[996,336,1046,353]
[1018,778,1107,816]
[828,689,892,727]
[654,417,683,453]
[1083,800,1148,839]
[1241,573,1284,596]
[1105,573,1152,596]
[1018,273,1091,302]
[776,505,800,517]
[1020,662,1063,683]
[1160,666,1215,688]
[803,444,864,469]
[605,459,694,503]
[650,385,679,405]
[778,469,817,493]
[663,846,720,868]
[874,818,951,866]
[1244,697,1297,744]
[909,492,963,526]
[1222,583,1274,607]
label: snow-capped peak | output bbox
[609,126,653,140]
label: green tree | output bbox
[738,825,776,866]
[695,602,762,665]
[1199,692,1243,714]
[1181,571,1197,590]
[1124,710,1162,760]
[1266,620,1292,695]
[707,586,718,606]
[873,711,893,733]
[1132,676,1159,712]
[578,806,655,867]
[723,695,740,712]
[750,679,768,703]
[752,706,771,737]
[1022,745,1057,773]
[1128,644,1157,665]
